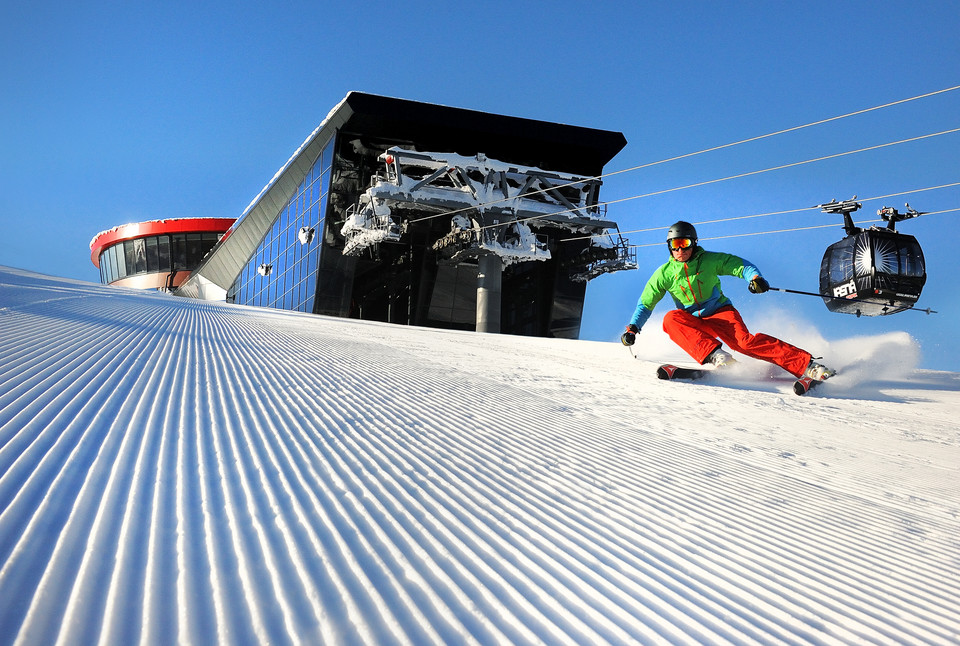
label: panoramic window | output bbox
[99,233,222,283]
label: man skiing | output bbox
[621,221,835,381]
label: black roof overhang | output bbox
[339,92,627,177]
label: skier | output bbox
[621,221,835,381]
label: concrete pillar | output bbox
[476,254,502,333]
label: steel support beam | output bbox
[476,254,502,333]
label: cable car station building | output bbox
[134,93,633,337]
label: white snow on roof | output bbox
[88,217,213,248]
[1,265,959,644]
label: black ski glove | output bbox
[749,277,770,294]
[621,324,639,346]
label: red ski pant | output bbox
[663,306,811,377]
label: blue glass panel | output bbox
[146,237,159,273]
[158,236,171,272]
[126,241,136,276]
[318,193,328,224]
[172,235,187,270]
[113,251,119,281]
[185,234,202,268]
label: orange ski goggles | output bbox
[668,237,694,251]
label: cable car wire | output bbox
[607,181,960,242]
[627,206,960,249]
[407,85,960,226]
[474,127,959,235]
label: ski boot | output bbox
[803,360,836,381]
[706,347,737,369]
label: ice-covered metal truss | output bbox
[344,148,600,242]
[340,199,405,256]
[339,147,637,280]
[566,233,638,283]
[432,214,550,266]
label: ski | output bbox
[657,364,706,381]
[658,360,831,396]
[793,376,821,396]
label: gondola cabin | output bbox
[817,199,926,316]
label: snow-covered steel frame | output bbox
[177,92,627,338]
[340,147,614,261]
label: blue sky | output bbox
[2,1,958,370]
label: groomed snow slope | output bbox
[1,266,958,645]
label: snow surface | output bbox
[1,265,958,645]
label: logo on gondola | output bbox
[833,280,857,298]
[856,236,897,276]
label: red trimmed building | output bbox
[90,218,235,291]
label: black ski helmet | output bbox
[666,221,698,243]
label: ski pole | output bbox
[769,286,937,315]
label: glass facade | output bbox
[228,138,335,313]
[99,233,222,284]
